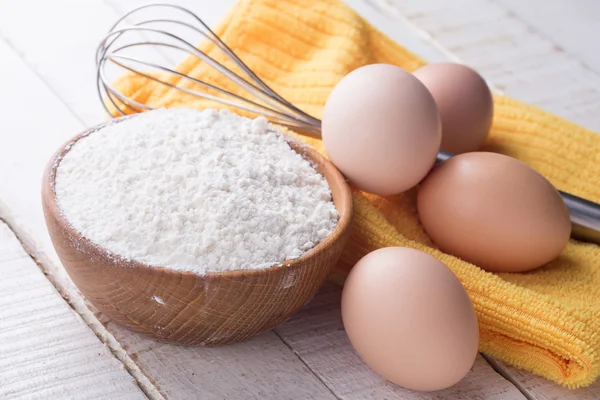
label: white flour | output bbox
[55,108,339,275]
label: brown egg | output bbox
[417,152,571,272]
[322,64,441,196]
[413,63,493,154]
[341,247,479,392]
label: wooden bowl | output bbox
[42,116,353,346]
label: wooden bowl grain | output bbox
[42,115,353,346]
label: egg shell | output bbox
[413,63,493,154]
[322,64,441,196]
[417,152,571,272]
[341,247,479,392]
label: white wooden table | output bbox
[1,0,600,398]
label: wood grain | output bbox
[378,0,600,133]
[0,35,162,399]
[274,283,527,399]
[42,119,353,346]
[0,222,145,399]
[107,324,338,400]
[494,0,600,74]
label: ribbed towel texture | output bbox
[110,0,600,388]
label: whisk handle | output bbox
[435,151,600,245]
[561,191,600,245]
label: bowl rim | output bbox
[44,112,354,280]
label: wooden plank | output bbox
[0,0,236,128]
[0,0,118,125]
[0,222,146,399]
[106,324,337,400]
[495,0,600,74]
[0,25,88,284]
[0,33,162,400]
[377,0,600,133]
[274,284,527,399]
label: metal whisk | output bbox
[95,3,321,137]
[96,3,600,245]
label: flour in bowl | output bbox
[55,108,339,275]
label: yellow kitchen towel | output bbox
[109,0,600,388]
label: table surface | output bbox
[1,0,600,399]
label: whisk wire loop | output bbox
[96,3,321,136]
